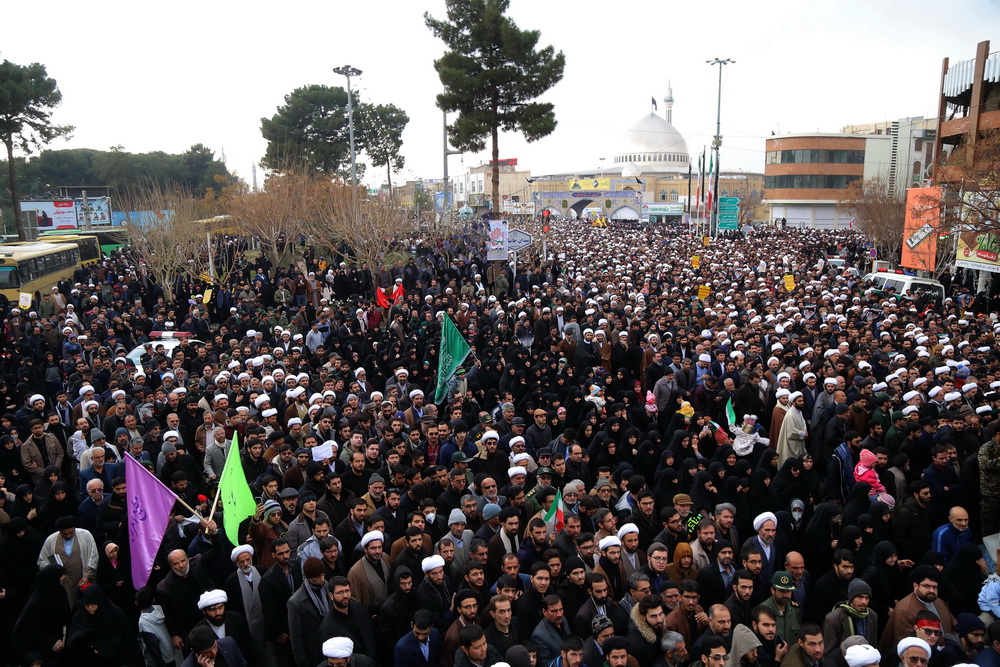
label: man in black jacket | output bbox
[318,576,377,658]
[259,538,302,667]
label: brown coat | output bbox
[664,602,707,647]
[20,433,65,483]
[878,592,955,657]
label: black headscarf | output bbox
[689,470,717,516]
[862,540,901,624]
[943,543,986,615]
[747,468,775,515]
[842,482,872,526]
[803,502,842,572]
[0,516,44,605]
[12,563,71,662]
[66,584,129,662]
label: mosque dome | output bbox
[612,112,690,175]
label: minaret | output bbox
[664,81,674,124]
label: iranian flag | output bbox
[544,488,564,535]
[726,398,737,427]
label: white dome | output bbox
[621,162,641,178]
[613,112,689,174]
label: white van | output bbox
[862,270,945,302]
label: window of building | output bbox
[659,190,667,201]
[915,138,923,151]
[912,160,921,175]
[764,174,863,189]
[669,189,678,202]
[765,149,864,164]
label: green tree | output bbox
[0,60,73,239]
[2,145,234,201]
[260,85,359,175]
[425,0,564,217]
[361,102,408,194]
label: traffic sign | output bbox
[718,221,739,231]
[719,205,740,214]
[718,213,739,223]
[869,248,877,259]
[507,228,534,252]
[719,197,740,206]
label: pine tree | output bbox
[425,0,564,218]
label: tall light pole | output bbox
[333,65,362,187]
[707,58,734,237]
[442,110,461,231]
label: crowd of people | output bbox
[0,217,996,667]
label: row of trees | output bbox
[2,144,234,199]
[121,173,411,302]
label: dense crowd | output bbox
[0,218,996,667]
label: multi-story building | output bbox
[934,39,1000,173]
[841,117,937,196]
[763,133,893,228]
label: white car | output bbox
[126,331,203,367]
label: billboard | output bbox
[641,203,684,216]
[112,210,174,229]
[501,201,534,214]
[957,229,1000,273]
[76,196,113,226]
[434,191,454,211]
[568,177,611,191]
[486,220,508,261]
[900,187,940,272]
[20,200,78,229]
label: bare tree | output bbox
[118,183,212,303]
[224,172,311,277]
[305,184,411,289]
[838,174,906,265]
[930,130,1000,235]
[729,174,765,225]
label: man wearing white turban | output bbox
[776,391,808,464]
[346,531,391,615]
[225,545,265,653]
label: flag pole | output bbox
[130,455,207,521]
[207,483,223,524]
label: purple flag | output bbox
[124,454,178,589]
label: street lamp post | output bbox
[333,65,363,187]
[707,58,734,237]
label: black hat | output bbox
[187,626,218,653]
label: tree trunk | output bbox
[4,140,26,240]
[386,162,393,197]
[491,120,500,220]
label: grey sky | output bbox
[4,0,998,187]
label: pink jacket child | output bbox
[854,449,886,496]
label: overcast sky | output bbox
[4,0,1000,189]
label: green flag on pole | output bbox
[434,313,472,404]
[726,398,736,426]
[218,432,257,546]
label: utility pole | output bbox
[442,110,461,230]
[80,189,93,231]
[333,65,363,187]
[707,58,734,237]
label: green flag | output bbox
[218,432,257,546]
[726,398,736,426]
[434,313,472,403]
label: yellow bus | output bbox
[0,243,80,306]
[7,234,101,267]
[40,228,129,254]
